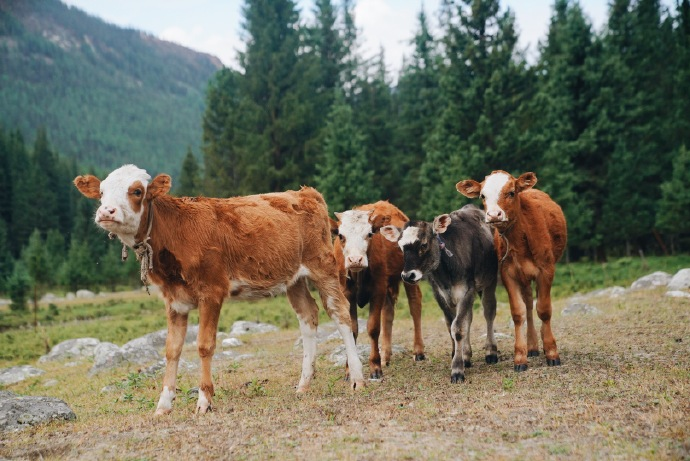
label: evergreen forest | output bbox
[1,0,690,306]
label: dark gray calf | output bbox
[381,205,499,383]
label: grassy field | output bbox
[0,257,689,459]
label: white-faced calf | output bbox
[456,170,567,371]
[332,201,425,380]
[381,205,498,383]
[74,164,365,415]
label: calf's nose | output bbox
[97,206,117,219]
[486,210,504,221]
[347,255,364,267]
[401,271,417,284]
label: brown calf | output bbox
[456,171,567,371]
[332,201,424,379]
[74,164,365,414]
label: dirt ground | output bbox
[1,288,688,460]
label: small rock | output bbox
[65,292,76,300]
[39,338,101,363]
[630,271,672,290]
[667,268,690,291]
[75,289,95,299]
[222,337,243,348]
[42,379,59,388]
[562,302,602,316]
[665,290,690,298]
[0,391,76,432]
[0,366,45,386]
[229,321,279,336]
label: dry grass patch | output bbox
[1,288,689,460]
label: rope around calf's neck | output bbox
[108,203,155,294]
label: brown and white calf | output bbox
[332,201,424,379]
[456,171,567,371]
[74,164,365,414]
[380,205,498,383]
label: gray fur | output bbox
[397,205,499,382]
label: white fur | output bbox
[481,172,510,222]
[297,316,317,391]
[96,164,151,238]
[327,296,364,384]
[197,389,211,413]
[398,226,420,249]
[288,265,311,286]
[156,385,176,414]
[337,210,373,269]
[170,299,195,314]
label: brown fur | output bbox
[456,171,567,370]
[75,173,362,413]
[333,201,424,379]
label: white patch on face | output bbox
[338,210,373,269]
[481,172,510,222]
[96,164,151,238]
[398,226,420,250]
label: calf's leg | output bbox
[196,297,222,414]
[310,265,365,389]
[503,274,529,371]
[480,284,499,364]
[536,274,561,366]
[403,282,425,361]
[287,279,320,392]
[155,303,188,415]
[523,283,539,357]
[380,283,398,367]
[367,288,386,379]
[449,283,474,383]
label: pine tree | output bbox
[23,229,49,324]
[394,7,443,216]
[177,147,201,196]
[656,145,690,252]
[238,0,320,191]
[314,92,380,212]
[420,0,530,218]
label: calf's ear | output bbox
[380,225,402,243]
[370,214,391,232]
[433,214,452,234]
[456,179,482,198]
[516,172,537,192]
[147,174,172,199]
[329,217,340,237]
[73,175,101,199]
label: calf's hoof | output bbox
[485,354,498,364]
[154,408,172,416]
[414,353,426,362]
[546,358,561,366]
[369,369,383,380]
[352,379,366,390]
[450,372,465,384]
[514,363,528,372]
[528,350,540,357]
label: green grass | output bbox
[1,254,688,367]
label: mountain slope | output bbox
[0,0,221,175]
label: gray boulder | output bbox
[38,338,100,363]
[630,271,672,290]
[667,268,690,291]
[0,366,44,386]
[229,320,279,336]
[89,342,126,375]
[75,289,95,299]
[222,337,243,348]
[666,290,690,299]
[562,302,602,316]
[0,391,76,432]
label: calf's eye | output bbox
[508,191,515,198]
[133,189,142,197]
[480,194,485,200]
